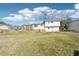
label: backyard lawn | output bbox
[0,31,79,56]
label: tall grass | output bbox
[0,31,79,56]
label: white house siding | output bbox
[45,27,59,32]
[52,27,60,32]
[45,27,53,32]
[0,25,9,29]
[0,25,9,32]
[45,21,60,27]
[44,21,60,32]
[32,24,44,30]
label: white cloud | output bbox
[33,6,50,12]
[2,5,78,25]
[28,21,43,24]
[74,3,79,10]
[19,8,33,17]
[2,14,24,21]
[2,16,13,20]
[2,7,75,22]
[69,3,79,19]
[46,9,75,20]
[18,6,50,18]
[70,12,79,19]
[68,3,79,20]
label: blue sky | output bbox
[0,3,78,26]
[0,3,75,18]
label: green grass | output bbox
[0,31,79,56]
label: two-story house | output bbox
[32,20,60,32]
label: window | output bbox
[41,24,44,26]
[34,24,38,27]
[48,27,50,29]
[51,21,53,23]
[48,21,50,23]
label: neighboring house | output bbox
[10,25,32,31]
[10,26,18,31]
[0,22,10,32]
[68,20,79,31]
[25,25,32,31]
[32,20,60,32]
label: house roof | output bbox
[0,21,9,26]
[31,22,43,25]
[31,20,61,25]
[68,20,79,31]
[31,23,43,25]
[43,20,61,23]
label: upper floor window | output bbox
[51,21,53,23]
[46,21,53,23]
[34,24,38,27]
[40,24,44,26]
[48,27,50,29]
